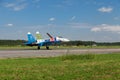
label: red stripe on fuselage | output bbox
[50,38,54,42]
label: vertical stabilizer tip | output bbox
[36,31,39,34]
[28,32,31,34]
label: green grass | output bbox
[0,53,120,80]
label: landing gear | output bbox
[38,46,40,50]
[46,46,49,50]
[37,46,49,50]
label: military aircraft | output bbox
[25,32,70,49]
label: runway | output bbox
[0,48,120,58]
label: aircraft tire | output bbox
[46,46,49,50]
[38,46,40,50]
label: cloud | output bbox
[13,3,27,11]
[91,27,101,32]
[114,17,119,20]
[4,3,15,7]
[49,17,56,21]
[91,24,120,33]
[68,22,91,29]
[1,0,42,11]
[2,0,29,11]
[6,24,13,27]
[98,7,113,13]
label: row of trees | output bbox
[0,40,24,46]
[0,40,120,46]
[61,41,120,46]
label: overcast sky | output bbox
[0,0,120,42]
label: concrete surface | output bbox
[0,49,120,58]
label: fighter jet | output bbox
[25,32,70,49]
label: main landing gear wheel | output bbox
[38,46,40,50]
[46,46,49,50]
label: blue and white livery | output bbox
[25,32,70,49]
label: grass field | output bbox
[0,53,120,80]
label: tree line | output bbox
[61,41,120,46]
[0,40,24,46]
[0,40,120,46]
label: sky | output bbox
[0,0,120,42]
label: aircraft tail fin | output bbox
[46,33,55,41]
[27,32,36,44]
[36,31,42,40]
[46,33,53,38]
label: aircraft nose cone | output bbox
[60,38,70,42]
[64,39,70,42]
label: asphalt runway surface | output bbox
[0,49,120,58]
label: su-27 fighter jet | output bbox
[25,32,70,50]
